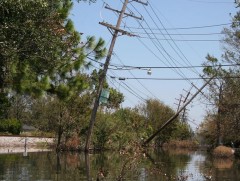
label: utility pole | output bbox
[85,0,145,151]
[142,76,215,147]
[175,94,183,112]
[181,91,190,123]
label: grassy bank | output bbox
[162,140,199,149]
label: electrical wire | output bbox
[186,0,233,3]
[147,0,219,72]
[98,0,225,112]
[109,70,147,102]
[112,51,160,100]
[138,37,221,41]
[107,75,137,105]
[102,1,161,102]
[148,2,201,75]
[131,32,224,36]
[109,63,238,70]
[126,3,193,84]
[127,1,201,84]
[89,58,147,104]
[110,76,240,81]
[122,22,232,30]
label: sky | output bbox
[70,0,238,130]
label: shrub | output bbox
[65,136,80,151]
[0,119,22,135]
[213,146,234,158]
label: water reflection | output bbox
[0,149,239,181]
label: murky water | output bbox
[0,149,239,181]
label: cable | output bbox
[147,0,218,72]
[110,76,240,81]
[107,75,137,105]
[109,70,147,102]
[122,22,232,30]
[127,2,193,83]
[112,51,160,100]
[109,63,238,70]
[131,32,224,36]
[138,36,221,41]
[99,2,160,101]
[186,0,233,3]
[128,1,201,84]
[148,2,201,75]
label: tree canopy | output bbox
[199,4,240,147]
[0,0,107,118]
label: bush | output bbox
[213,146,234,158]
[65,136,80,151]
[0,119,22,135]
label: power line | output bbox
[110,76,240,81]
[186,0,233,3]
[127,1,195,84]
[122,22,231,30]
[88,56,240,70]
[138,36,221,41]
[109,71,150,100]
[147,0,218,68]
[131,32,224,36]
[110,63,238,70]
[112,52,159,100]
[147,2,201,76]
[107,76,138,105]
[108,73,147,102]
[99,1,159,101]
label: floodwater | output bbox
[0,149,239,181]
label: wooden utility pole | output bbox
[85,0,145,151]
[142,76,215,147]
[181,91,190,122]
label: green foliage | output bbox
[0,0,106,102]
[29,93,93,148]
[200,7,240,146]
[93,114,113,149]
[138,99,180,145]
[111,108,146,149]
[0,92,10,119]
[107,88,124,109]
[92,100,194,150]
[197,115,216,145]
[92,108,146,150]
[0,118,21,135]
[172,122,193,141]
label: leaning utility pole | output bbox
[85,0,146,151]
[142,76,215,147]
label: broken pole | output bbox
[142,76,215,147]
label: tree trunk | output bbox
[56,125,63,152]
[216,84,223,146]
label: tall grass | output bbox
[162,140,199,149]
[213,146,234,158]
